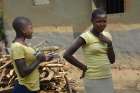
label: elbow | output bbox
[107,51,115,64]
[19,69,28,78]
[19,72,26,78]
[63,52,72,61]
[110,60,115,64]
[63,52,69,59]
[110,57,115,64]
[108,55,115,64]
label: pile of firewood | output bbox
[39,45,77,93]
[0,54,14,93]
[0,45,77,93]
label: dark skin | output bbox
[63,37,87,79]
[14,23,53,78]
[63,14,115,78]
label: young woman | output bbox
[11,17,53,93]
[63,9,115,93]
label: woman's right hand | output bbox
[45,54,54,61]
[36,53,46,62]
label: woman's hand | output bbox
[80,65,87,79]
[45,53,54,61]
[98,34,112,46]
[36,53,46,62]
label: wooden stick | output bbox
[0,58,7,62]
[40,63,63,67]
[0,60,12,70]
[40,68,55,81]
[0,68,6,82]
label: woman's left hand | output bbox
[99,34,112,46]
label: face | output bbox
[23,24,33,39]
[92,14,107,33]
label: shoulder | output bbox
[80,31,91,44]
[11,42,24,50]
[102,30,112,41]
[80,25,93,38]
[80,31,90,37]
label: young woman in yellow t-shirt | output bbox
[11,17,53,93]
[63,9,115,93]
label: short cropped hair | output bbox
[12,17,31,35]
[91,8,106,21]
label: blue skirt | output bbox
[12,81,37,93]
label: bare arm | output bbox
[63,37,87,71]
[107,44,115,64]
[15,53,52,77]
[15,58,40,77]
[98,34,115,64]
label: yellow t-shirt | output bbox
[80,30,112,79]
[11,42,40,91]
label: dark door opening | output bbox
[106,0,124,14]
[92,0,124,14]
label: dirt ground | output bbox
[112,68,140,93]
[66,63,140,93]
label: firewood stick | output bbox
[0,58,7,62]
[40,68,54,81]
[8,75,16,85]
[39,60,59,66]
[0,68,6,82]
[2,55,10,59]
[34,40,48,48]
[64,75,73,93]
[42,46,60,51]
[0,60,12,70]
[47,64,63,67]
[40,63,63,67]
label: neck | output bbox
[14,36,26,44]
[91,28,101,36]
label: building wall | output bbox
[4,0,92,31]
[0,0,3,16]
[4,0,140,47]
[4,0,92,48]
[4,0,140,29]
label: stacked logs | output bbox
[0,54,14,93]
[39,46,76,93]
[0,46,77,93]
